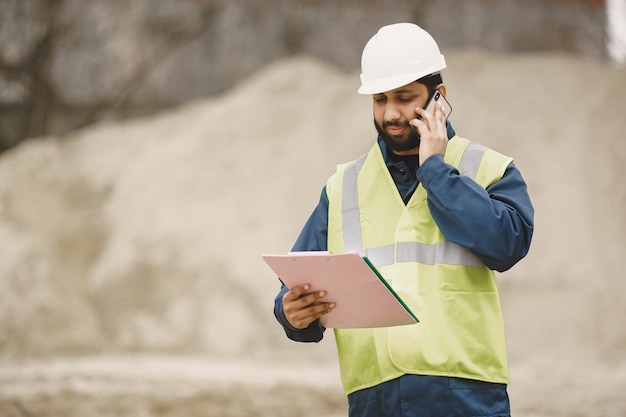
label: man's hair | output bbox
[417,72,443,92]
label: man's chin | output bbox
[383,135,420,153]
[374,120,420,152]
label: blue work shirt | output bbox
[274,121,534,343]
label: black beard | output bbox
[374,119,421,153]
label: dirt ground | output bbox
[0,355,624,417]
[0,355,346,417]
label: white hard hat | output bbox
[358,23,447,95]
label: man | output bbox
[273,23,534,417]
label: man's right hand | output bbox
[282,284,336,329]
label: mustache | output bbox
[383,120,410,129]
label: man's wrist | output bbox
[417,154,445,187]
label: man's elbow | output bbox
[485,228,534,272]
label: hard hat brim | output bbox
[358,58,447,95]
[358,73,424,95]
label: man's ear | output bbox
[436,84,447,97]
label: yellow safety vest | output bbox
[326,136,514,395]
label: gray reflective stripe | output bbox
[342,154,367,252]
[457,141,487,180]
[364,242,483,268]
[364,245,395,267]
[396,241,484,267]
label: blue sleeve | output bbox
[417,155,534,272]
[273,187,328,342]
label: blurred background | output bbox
[0,0,625,416]
[2,0,624,151]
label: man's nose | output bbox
[384,102,402,121]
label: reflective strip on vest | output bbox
[342,154,367,253]
[457,141,488,179]
[341,142,488,268]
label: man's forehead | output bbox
[375,82,422,96]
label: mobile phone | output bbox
[410,90,452,142]
[423,89,452,120]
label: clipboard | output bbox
[263,251,418,328]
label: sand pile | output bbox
[0,52,625,416]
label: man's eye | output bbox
[399,97,414,102]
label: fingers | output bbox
[283,285,325,308]
[282,284,336,329]
[283,283,312,301]
[414,103,448,165]
[413,103,446,136]
[289,302,336,329]
[413,102,445,128]
[431,103,446,138]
